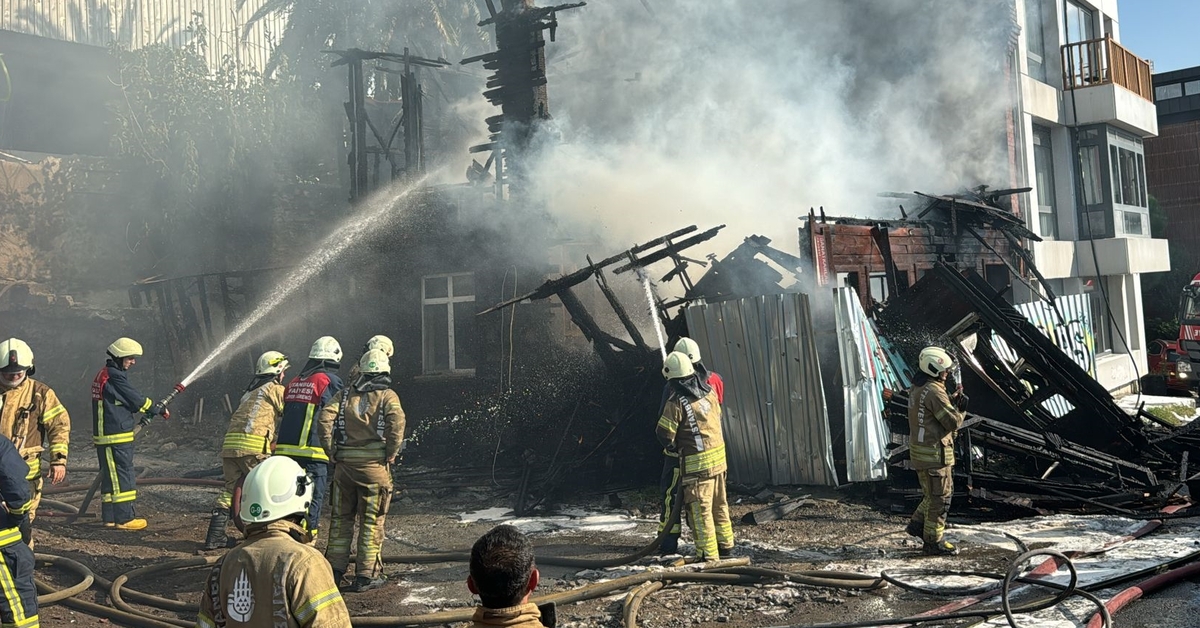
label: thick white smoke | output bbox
[521,0,1018,251]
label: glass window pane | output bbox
[1033,126,1057,239]
[423,304,450,372]
[452,273,475,297]
[452,303,476,370]
[1109,145,1122,205]
[1119,148,1139,208]
[424,276,448,299]
[1079,145,1104,205]
[1123,211,1143,235]
[1137,153,1147,208]
[1156,83,1183,100]
[1186,80,1200,96]
[1025,0,1047,81]
[1083,278,1112,353]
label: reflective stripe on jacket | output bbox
[277,372,342,462]
[0,378,70,472]
[91,361,150,447]
[318,388,405,463]
[655,388,726,479]
[907,379,964,470]
[221,382,285,457]
[196,520,352,628]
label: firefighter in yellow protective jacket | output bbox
[0,338,70,532]
[203,351,289,551]
[318,349,404,593]
[906,346,967,556]
[197,455,351,628]
[655,351,732,561]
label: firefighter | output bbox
[345,335,394,382]
[203,351,290,551]
[906,346,967,556]
[655,351,732,561]
[0,432,37,628]
[657,337,725,554]
[197,455,352,628]
[467,525,545,628]
[91,338,167,531]
[0,338,70,539]
[319,349,404,592]
[277,337,344,534]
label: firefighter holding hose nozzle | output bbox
[656,351,733,561]
[90,337,168,531]
[906,346,968,556]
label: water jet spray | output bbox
[635,267,668,360]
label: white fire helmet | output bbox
[918,346,955,377]
[308,336,342,362]
[365,335,394,358]
[107,337,144,359]
[662,351,696,380]
[239,456,311,526]
[673,337,702,364]
[0,338,33,387]
[255,351,289,376]
[358,349,390,375]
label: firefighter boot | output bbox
[333,570,348,589]
[659,533,680,555]
[905,520,923,539]
[922,539,959,556]
[346,574,386,593]
[115,518,148,531]
[203,508,231,551]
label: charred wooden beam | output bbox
[477,226,701,314]
[558,288,622,371]
[591,260,649,354]
[612,225,725,274]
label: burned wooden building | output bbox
[797,189,1045,312]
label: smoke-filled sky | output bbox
[518,0,1017,252]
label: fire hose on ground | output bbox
[24,475,1192,627]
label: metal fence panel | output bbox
[835,287,896,482]
[685,293,836,486]
[0,0,285,73]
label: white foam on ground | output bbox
[399,584,454,606]
[456,508,642,535]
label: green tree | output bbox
[1142,195,1197,340]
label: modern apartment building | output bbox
[1014,0,1169,392]
[1146,66,1200,249]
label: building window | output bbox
[1024,0,1047,82]
[1156,83,1183,100]
[1064,1,1095,43]
[421,273,477,374]
[1079,144,1104,206]
[1186,80,1200,96]
[1032,125,1058,238]
[868,273,889,303]
[1082,277,1112,354]
[1123,211,1143,235]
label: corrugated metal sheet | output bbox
[685,293,837,487]
[835,287,904,483]
[0,0,286,73]
[991,294,1096,418]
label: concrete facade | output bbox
[1015,0,1169,391]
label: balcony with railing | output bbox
[1060,36,1158,137]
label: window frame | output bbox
[1032,125,1058,239]
[420,272,477,375]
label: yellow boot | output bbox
[115,518,147,531]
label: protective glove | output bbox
[149,402,169,418]
[15,513,30,546]
[954,392,970,412]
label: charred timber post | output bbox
[590,258,650,354]
[558,288,622,371]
